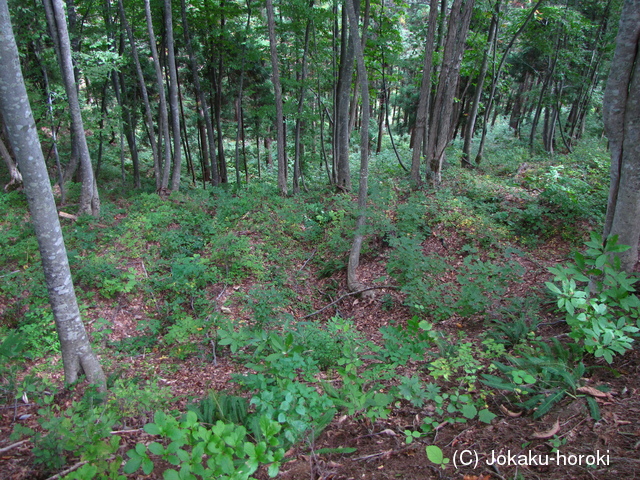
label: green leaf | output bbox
[148,442,164,456]
[144,423,161,435]
[163,469,180,480]
[123,456,141,474]
[585,396,601,421]
[426,445,444,464]
[461,403,477,419]
[478,409,496,424]
[533,390,566,419]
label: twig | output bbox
[45,460,89,480]
[297,248,317,273]
[302,285,399,319]
[0,270,20,279]
[110,428,143,435]
[0,439,28,453]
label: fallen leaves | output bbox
[532,419,560,439]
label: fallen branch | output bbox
[0,439,28,453]
[302,285,399,319]
[45,460,89,480]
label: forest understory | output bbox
[2,128,640,480]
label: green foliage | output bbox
[15,391,121,475]
[18,305,60,357]
[546,234,640,362]
[481,339,592,419]
[124,410,285,479]
[108,379,172,426]
[243,284,293,327]
[0,331,28,402]
[209,233,264,281]
[388,241,524,320]
[249,380,336,445]
[293,316,362,369]
[376,316,438,365]
[70,252,137,299]
[187,391,250,426]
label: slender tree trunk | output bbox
[345,0,371,293]
[0,0,105,387]
[0,135,21,190]
[180,0,218,187]
[293,1,314,194]
[462,0,500,166]
[475,0,546,164]
[145,0,172,192]
[266,0,287,195]
[43,0,99,215]
[119,0,160,189]
[164,0,182,191]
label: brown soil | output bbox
[1,230,639,480]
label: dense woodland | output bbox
[1,0,640,478]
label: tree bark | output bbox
[461,0,500,166]
[119,0,160,189]
[43,0,99,215]
[0,134,21,190]
[266,0,287,195]
[410,1,439,185]
[164,0,182,192]
[180,0,218,187]
[602,0,640,272]
[144,0,172,192]
[335,3,355,192]
[425,0,475,186]
[345,0,371,293]
[0,0,105,387]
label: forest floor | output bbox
[2,224,640,480]
[1,138,639,480]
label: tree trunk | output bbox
[0,134,21,190]
[602,0,640,272]
[0,0,105,387]
[266,0,287,195]
[43,0,99,215]
[425,0,475,186]
[335,3,356,192]
[345,0,371,293]
[293,1,313,195]
[462,0,500,166]
[119,0,160,189]
[180,0,218,187]
[145,0,172,192]
[475,0,546,164]
[164,0,182,192]
[410,1,439,185]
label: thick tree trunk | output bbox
[603,0,640,272]
[425,0,475,186]
[335,4,355,192]
[0,0,105,387]
[410,0,439,184]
